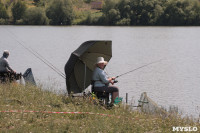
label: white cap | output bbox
[96,57,108,65]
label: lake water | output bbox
[0,26,200,118]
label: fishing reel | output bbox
[111,77,118,84]
[113,79,118,83]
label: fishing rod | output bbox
[28,47,66,78]
[115,59,164,79]
[4,28,66,79]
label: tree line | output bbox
[1,0,200,26]
[94,0,200,26]
[0,0,73,25]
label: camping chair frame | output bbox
[91,81,110,106]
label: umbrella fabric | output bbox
[64,41,112,94]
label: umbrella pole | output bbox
[83,63,87,91]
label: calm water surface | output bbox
[0,26,200,117]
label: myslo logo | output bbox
[172,126,198,132]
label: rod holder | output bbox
[126,93,128,104]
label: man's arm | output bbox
[5,59,15,73]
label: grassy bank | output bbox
[0,83,199,132]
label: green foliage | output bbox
[23,7,49,25]
[130,0,165,25]
[100,0,165,25]
[159,0,200,25]
[46,0,74,25]
[84,0,92,3]
[0,18,8,24]
[100,0,120,25]
[33,0,41,6]
[79,11,102,25]
[116,18,131,26]
[1,0,200,25]
[34,0,40,3]
[11,0,26,24]
[0,0,8,19]
[99,0,200,26]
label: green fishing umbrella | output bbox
[64,40,112,94]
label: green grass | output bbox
[0,83,199,132]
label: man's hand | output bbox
[12,70,16,73]
[108,77,115,85]
[110,80,114,85]
[111,77,116,80]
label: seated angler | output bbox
[0,50,16,81]
[92,57,119,104]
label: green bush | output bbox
[116,18,131,26]
[79,12,102,25]
[46,0,74,25]
[0,18,8,24]
[11,0,26,24]
[99,0,200,26]
[0,0,8,19]
[158,0,200,25]
[23,7,49,25]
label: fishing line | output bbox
[28,47,66,78]
[3,28,66,79]
[115,59,164,79]
[5,28,66,79]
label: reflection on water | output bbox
[1,26,200,117]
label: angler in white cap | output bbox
[92,57,119,104]
[0,50,16,73]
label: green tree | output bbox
[116,0,131,25]
[158,0,193,25]
[117,0,131,19]
[101,0,120,25]
[46,0,74,25]
[101,0,165,25]
[23,7,49,25]
[116,18,131,25]
[0,0,8,19]
[129,0,165,25]
[191,0,200,25]
[11,0,26,24]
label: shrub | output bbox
[0,0,8,19]
[23,7,49,25]
[0,18,8,24]
[11,0,26,24]
[116,18,131,25]
[46,0,74,25]
[79,12,102,25]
